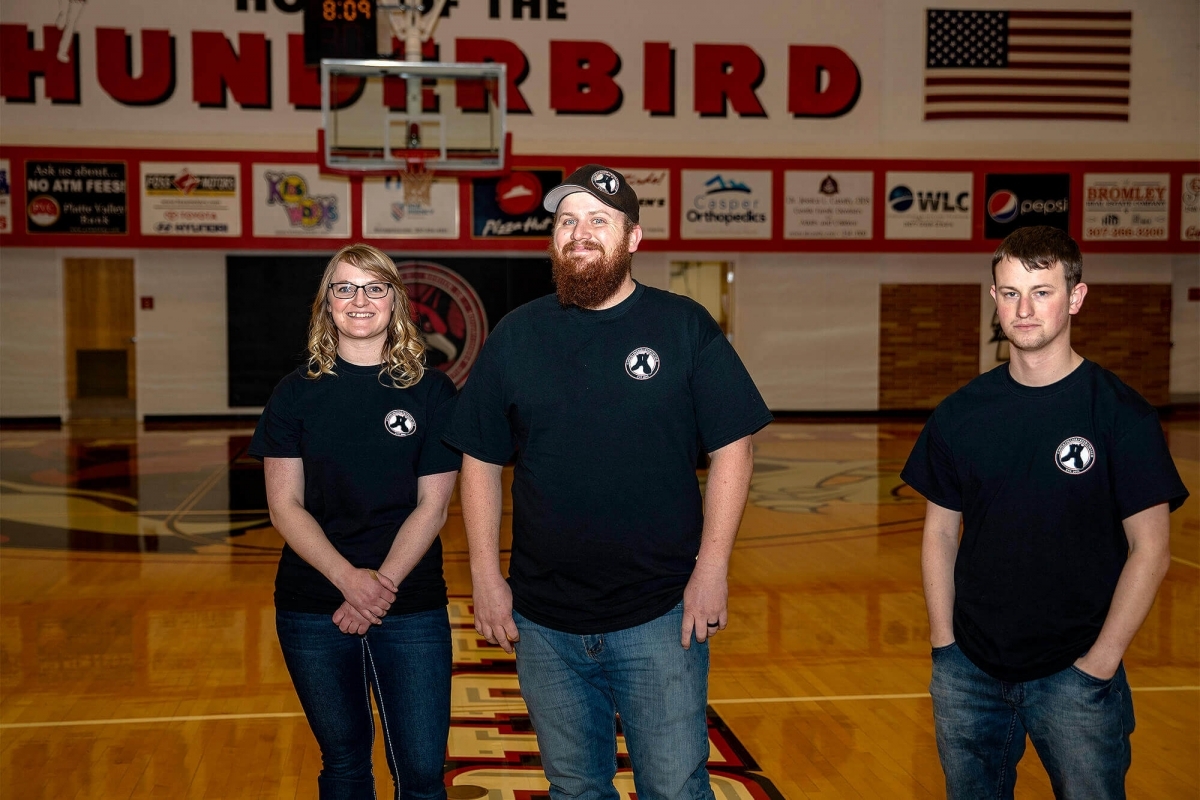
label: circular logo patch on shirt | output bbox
[385,409,417,437]
[624,347,661,380]
[1055,436,1095,475]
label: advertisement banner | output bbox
[1082,173,1169,241]
[252,164,350,238]
[363,176,459,239]
[983,174,1070,240]
[24,160,127,234]
[613,167,670,240]
[471,169,561,239]
[884,171,972,240]
[680,170,771,239]
[0,159,10,234]
[1181,174,1200,242]
[141,162,240,236]
[784,171,873,240]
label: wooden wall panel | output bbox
[879,284,979,410]
[1073,284,1173,406]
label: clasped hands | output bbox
[333,567,398,635]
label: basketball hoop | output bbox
[401,158,434,208]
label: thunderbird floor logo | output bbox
[0,436,272,555]
[747,456,920,514]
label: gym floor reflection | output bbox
[1,418,1196,799]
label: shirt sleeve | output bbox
[442,331,516,465]
[900,413,963,511]
[691,333,774,454]
[1112,410,1190,518]
[248,374,303,460]
[417,374,464,476]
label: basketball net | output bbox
[402,159,434,208]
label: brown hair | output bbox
[305,243,426,388]
[991,226,1083,291]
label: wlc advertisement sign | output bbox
[884,172,972,240]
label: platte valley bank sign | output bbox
[0,22,861,121]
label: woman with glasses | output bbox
[250,243,460,800]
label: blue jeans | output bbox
[276,607,451,800]
[929,642,1135,800]
[512,604,714,800]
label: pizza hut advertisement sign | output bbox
[471,169,561,239]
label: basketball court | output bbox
[0,416,1196,798]
[1,1,1198,797]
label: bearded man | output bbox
[445,165,772,800]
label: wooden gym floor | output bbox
[1,418,1196,799]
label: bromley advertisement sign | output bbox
[1083,173,1169,241]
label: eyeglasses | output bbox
[328,282,391,300]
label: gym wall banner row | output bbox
[1,151,1197,252]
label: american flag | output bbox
[924,9,1131,121]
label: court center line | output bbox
[709,686,1200,705]
[1171,554,1200,569]
[0,712,308,730]
[4,686,1197,729]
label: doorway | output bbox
[669,260,733,339]
[63,258,136,420]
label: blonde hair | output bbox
[306,243,426,388]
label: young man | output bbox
[902,226,1189,799]
[445,165,772,800]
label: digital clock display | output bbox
[303,0,378,65]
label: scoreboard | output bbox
[303,0,378,65]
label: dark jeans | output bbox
[276,607,451,800]
[512,603,715,800]
[930,642,1135,800]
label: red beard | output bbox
[548,239,633,309]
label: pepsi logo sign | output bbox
[983,174,1070,239]
[987,190,1019,224]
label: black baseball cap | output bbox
[542,164,640,224]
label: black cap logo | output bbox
[542,164,641,224]
[591,170,620,196]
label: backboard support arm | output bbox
[377,0,450,145]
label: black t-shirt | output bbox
[249,359,461,614]
[901,360,1189,682]
[444,283,773,634]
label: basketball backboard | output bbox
[319,59,508,175]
